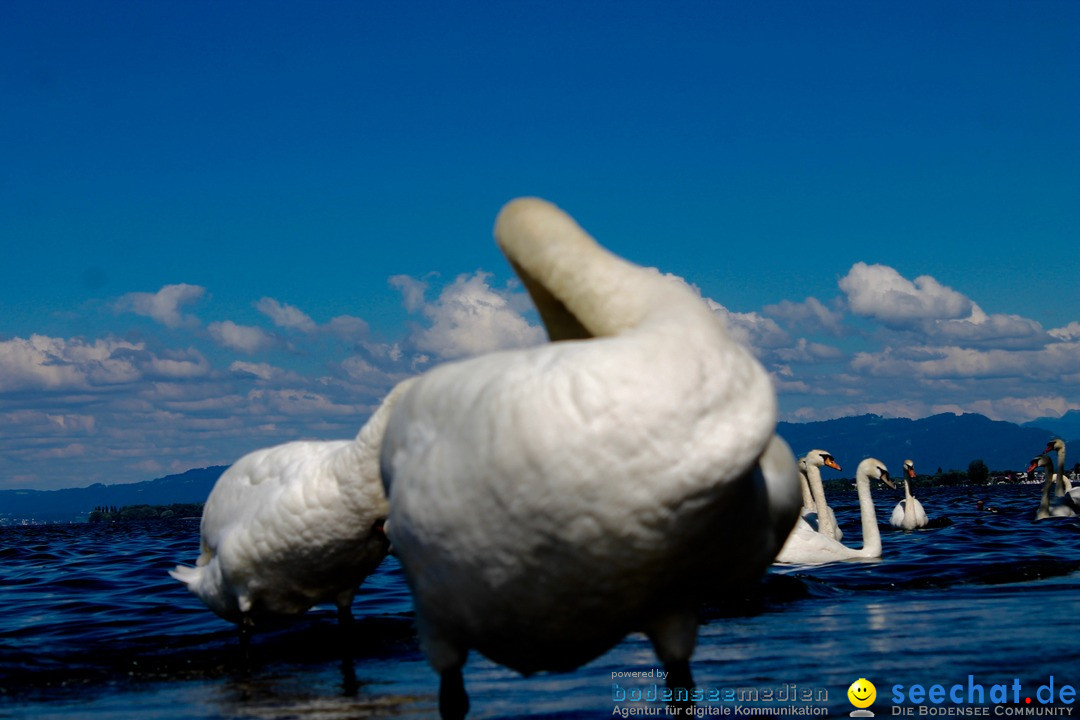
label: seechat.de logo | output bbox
[849,678,877,717]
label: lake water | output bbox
[3,484,1080,719]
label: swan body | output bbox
[1045,439,1080,509]
[799,450,842,540]
[1031,454,1078,520]
[775,457,894,564]
[380,197,801,718]
[890,459,928,530]
[170,378,414,625]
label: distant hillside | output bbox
[3,411,1076,524]
[1022,409,1080,443]
[0,466,226,524]
[777,413,1074,475]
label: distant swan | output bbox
[775,458,894,564]
[799,450,843,540]
[170,378,414,628]
[1045,439,1080,509]
[889,459,928,530]
[1031,454,1078,521]
[380,197,801,719]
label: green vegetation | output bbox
[88,503,203,522]
[967,459,990,485]
[823,460,1025,491]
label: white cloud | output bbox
[0,335,144,391]
[208,320,275,354]
[116,284,205,328]
[255,297,317,333]
[1050,321,1080,341]
[851,342,1080,381]
[773,337,846,364]
[396,271,545,360]
[326,315,370,341]
[389,274,428,313]
[247,388,360,416]
[705,299,790,350]
[229,361,279,381]
[763,297,845,336]
[839,262,972,326]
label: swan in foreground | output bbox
[1031,454,1078,520]
[800,450,843,540]
[774,458,894,564]
[170,378,414,628]
[890,459,928,530]
[380,197,801,719]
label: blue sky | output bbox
[3,1,1079,490]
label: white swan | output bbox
[1031,454,1078,520]
[380,197,801,719]
[774,458,894,564]
[1045,439,1080,508]
[889,459,928,530]
[800,450,843,540]
[170,378,414,627]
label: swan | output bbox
[170,377,414,628]
[889,459,928,530]
[1044,439,1080,509]
[800,450,843,540]
[380,197,801,719]
[774,458,894,564]
[1031,454,1078,520]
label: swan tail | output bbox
[169,563,203,588]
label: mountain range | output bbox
[777,412,1072,478]
[0,466,226,524]
[2,412,1076,523]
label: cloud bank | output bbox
[2,262,1077,490]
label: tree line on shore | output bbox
[88,503,204,522]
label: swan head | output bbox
[903,460,916,479]
[856,458,894,490]
[804,449,841,472]
[1045,438,1065,455]
[1027,454,1052,473]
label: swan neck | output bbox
[856,473,882,556]
[799,472,815,508]
[495,198,705,340]
[1039,474,1053,516]
[903,479,915,523]
[806,463,836,538]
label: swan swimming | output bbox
[799,450,843,540]
[170,378,414,628]
[1031,454,1078,520]
[1044,439,1080,509]
[774,457,894,564]
[889,459,928,530]
[380,197,801,719]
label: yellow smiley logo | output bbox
[848,678,876,708]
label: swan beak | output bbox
[880,471,895,490]
[1045,442,1054,454]
[905,466,917,479]
[824,457,842,471]
[1026,459,1039,473]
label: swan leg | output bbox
[438,667,469,720]
[644,606,698,712]
[335,589,356,628]
[237,614,255,667]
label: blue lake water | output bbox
[3,484,1080,719]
